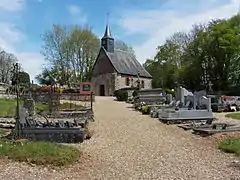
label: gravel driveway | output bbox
[0,97,239,180]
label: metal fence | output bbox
[20,91,95,114]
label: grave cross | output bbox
[208,81,213,93]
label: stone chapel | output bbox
[91,23,152,96]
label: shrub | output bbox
[62,88,79,93]
[132,90,138,97]
[142,105,151,114]
[33,86,60,93]
[165,88,175,96]
[115,90,128,101]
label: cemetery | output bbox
[0,7,240,179]
[130,86,240,137]
[0,81,239,178]
[0,64,95,166]
[0,89,94,143]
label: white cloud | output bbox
[119,0,240,62]
[67,4,87,24]
[0,2,44,82]
[68,5,82,15]
[0,0,25,12]
[17,52,45,81]
[0,22,44,82]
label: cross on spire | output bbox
[106,12,110,25]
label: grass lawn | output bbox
[0,139,82,166]
[218,138,240,156]
[0,99,86,117]
[225,113,240,120]
[0,99,48,117]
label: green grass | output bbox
[218,138,240,156]
[225,113,240,120]
[0,129,5,136]
[0,129,9,137]
[0,99,48,117]
[0,139,82,166]
[0,99,86,117]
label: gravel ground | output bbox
[214,112,240,125]
[0,97,240,180]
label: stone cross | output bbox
[19,106,27,124]
[23,98,36,116]
[208,81,213,93]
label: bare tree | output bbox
[38,24,100,86]
[0,49,17,84]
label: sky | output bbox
[0,0,239,82]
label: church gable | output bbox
[92,48,115,77]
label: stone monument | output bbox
[23,98,35,116]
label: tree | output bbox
[228,54,240,87]
[0,50,17,84]
[12,71,30,86]
[38,24,100,86]
[35,68,58,86]
[115,39,135,57]
[144,14,240,93]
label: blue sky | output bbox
[0,0,239,82]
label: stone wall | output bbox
[115,75,152,90]
[92,73,115,96]
[0,93,16,99]
[92,73,152,96]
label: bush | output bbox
[62,88,79,93]
[165,88,175,96]
[142,105,151,114]
[33,86,60,93]
[115,90,128,101]
[132,90,138,97]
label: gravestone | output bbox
[23,98,35,116]
[19,106,27,124]
[166,94,173,104]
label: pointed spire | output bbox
[102,12,113,39]
[103,24,112,38]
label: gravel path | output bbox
[0,97,240,180]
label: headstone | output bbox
[23,98,35,116]
[186,101,190,107]
[58,120,65,128]
[19,106,27,124]
[166,94,173,104]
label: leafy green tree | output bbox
[144,14,240,93]
[12,71,30,87]
[35,68,58,86]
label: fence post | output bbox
[70,93,72,110]
[90,92,93,110]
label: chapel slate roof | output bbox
[104,48,152,78]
